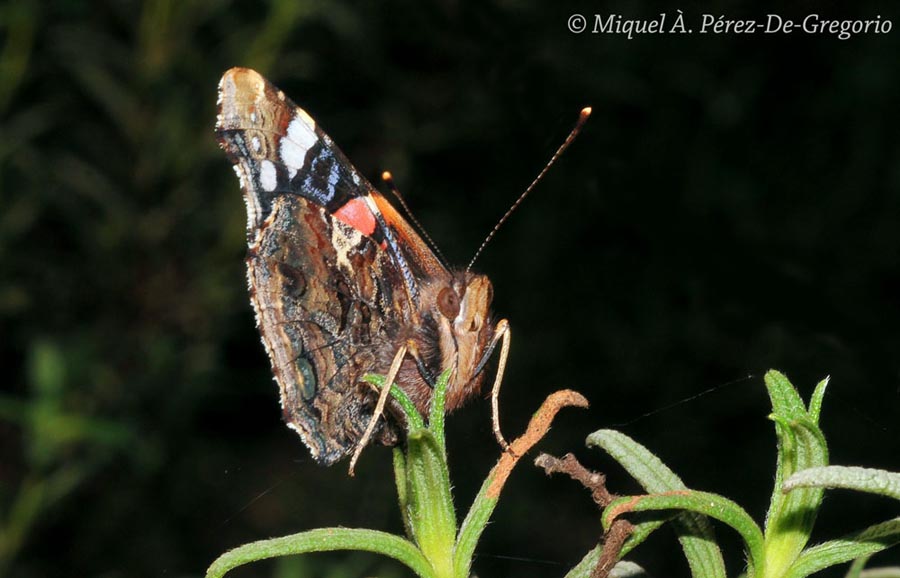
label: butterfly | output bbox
[215,68,513,469]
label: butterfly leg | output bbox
[405,339,437,388]
[488,319,512,451]
[349,342,409,476]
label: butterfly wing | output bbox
[216,67,445,463]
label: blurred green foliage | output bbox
[1,0,899,577]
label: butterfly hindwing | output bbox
[246,192,402,462]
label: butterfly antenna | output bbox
[382,171,449,267]
[467,106,592,272]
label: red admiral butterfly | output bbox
[215,68,588,471]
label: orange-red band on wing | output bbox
[333,197,377,236]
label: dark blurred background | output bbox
[2,0,899,576]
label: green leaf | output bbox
[603,490,765,574]
[764,370,808,541]
[766,415,829,569]
[404,430,456,576]
[763,372,830,577]
[807,376,829,424]
[587,430,689,493]
[393,448,414,540]
[454,470,499,578]
[767,413,797,520]
[364,374,425,431]
[786,518,900,578]
[784,466,900,501]
[765,370,808,421]
[588,430,727,578]
[427,368,452,459]
[205,527,435,578]
[843,554,872,578]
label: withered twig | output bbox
[591,520,632,578]
[486,390,589,499]
[535,453,633,578]
[534,453,613,506]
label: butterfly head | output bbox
[429,272,495,408]
[440,273,492,331]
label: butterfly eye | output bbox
[437,287,461,319]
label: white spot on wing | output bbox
[280,113,318,178]
[251,136,262,152]
[259,159,278,192]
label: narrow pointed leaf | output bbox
[205,528,434,578]
[766,414,797,533]
[364,374,425,431]
[843,554,872,578]
[765,415,829,575]
[454,471,499,578]
[588,430,726,578]
[786,518,900,578]
[764,370,811,537]
[763,371,831,578]
[427,369,452,458]
[807,376,829,424]
[404,430,456,574]
[765,370,807,420]
[784,466,900,501]
[603,490,764,573]
[393,448,414,540]
[587,430,689,492]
